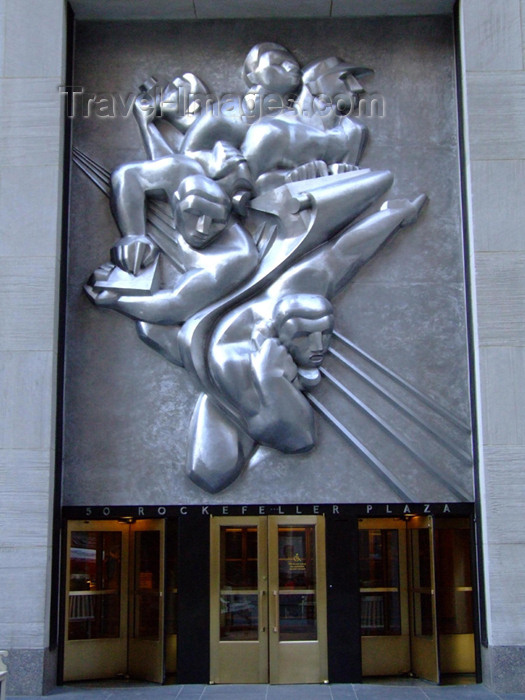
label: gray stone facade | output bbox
[0,0,524,694]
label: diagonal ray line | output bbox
[333,330,471,434]
[328,346,472,465]
[149,200,177,229]
[73,147,111,179]
[73,148,178,231]
[72,155,111,196]
[307,394,416,502]
[320,367,470,501]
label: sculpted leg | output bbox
[186,393,256,493]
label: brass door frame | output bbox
[358,518,410,677]
[209,515,327,685]
[268,515,328,685]
[64,519,165,683]
[210,516,269,683]
[128,519,166,683]
[408,515,440,683]
[64,520,130,681]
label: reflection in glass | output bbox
[68,531,121,640]
[360,593,401,635]
[222,527,258,589]
[359,529,401,636]
[436,527,473,634]
[220,594,259,640]
[220,527,258,640]
[278,526,317,641]
[410,528,433,637]
[133,530,160,640]
[413,592,433,636]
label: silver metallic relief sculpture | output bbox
[82,43,432,494]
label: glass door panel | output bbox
[64,521,129,681]
[68,530,122,641]
[220,525,259,641]
[359,518,410,676]
[277,525,317,641]
[268,516,327,685]
[128,519,165,683]
[408,515,440,683]
[210,516,268,684]
[64,519,166,684]
[435,518,475,675]
[210,515,327,685]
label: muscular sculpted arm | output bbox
[269,195,427,301]
[133,94,180,161]
[245,338,316,453]
[209,333,315,453]
[95,266,226,324]
[87,222,258,325]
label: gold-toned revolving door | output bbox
[63,519,166,683]
[359,516,476,683]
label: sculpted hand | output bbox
[285,160,329,183]
[251,337,297,384]
[133,92,157,125]
[207,141,246,179]
[328,162,358,175]
[111,234,158,275]
[84,283,119,308]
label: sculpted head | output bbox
[161,72,210,131]
[273,294,334,369]
[176,175,231,248]
[243,43,301,97]
[301,57,371,113]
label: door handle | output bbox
[273,590,279,633]
[260,589,266,633]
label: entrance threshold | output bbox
[40,681,495,700]
[364,674,477,686]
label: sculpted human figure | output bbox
[212,294,334,451]
[180,42,302,155]
[86,175,258,360]
[241,56,372,190]
[184,194,427,492]
[187,294,334,493]
[110,64,257,276]
[108,46,375,276]
[107,44,300,275]
[81,43,429,495]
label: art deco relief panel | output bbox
[63,17,473,505]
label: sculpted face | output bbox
[244,43,301,97]
[253,49,301,95]
[278,314,334,368]
[177,194,230,248]
[176,175,231,249]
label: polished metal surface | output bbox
[66,18,472,505]
[83,41,429,493]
